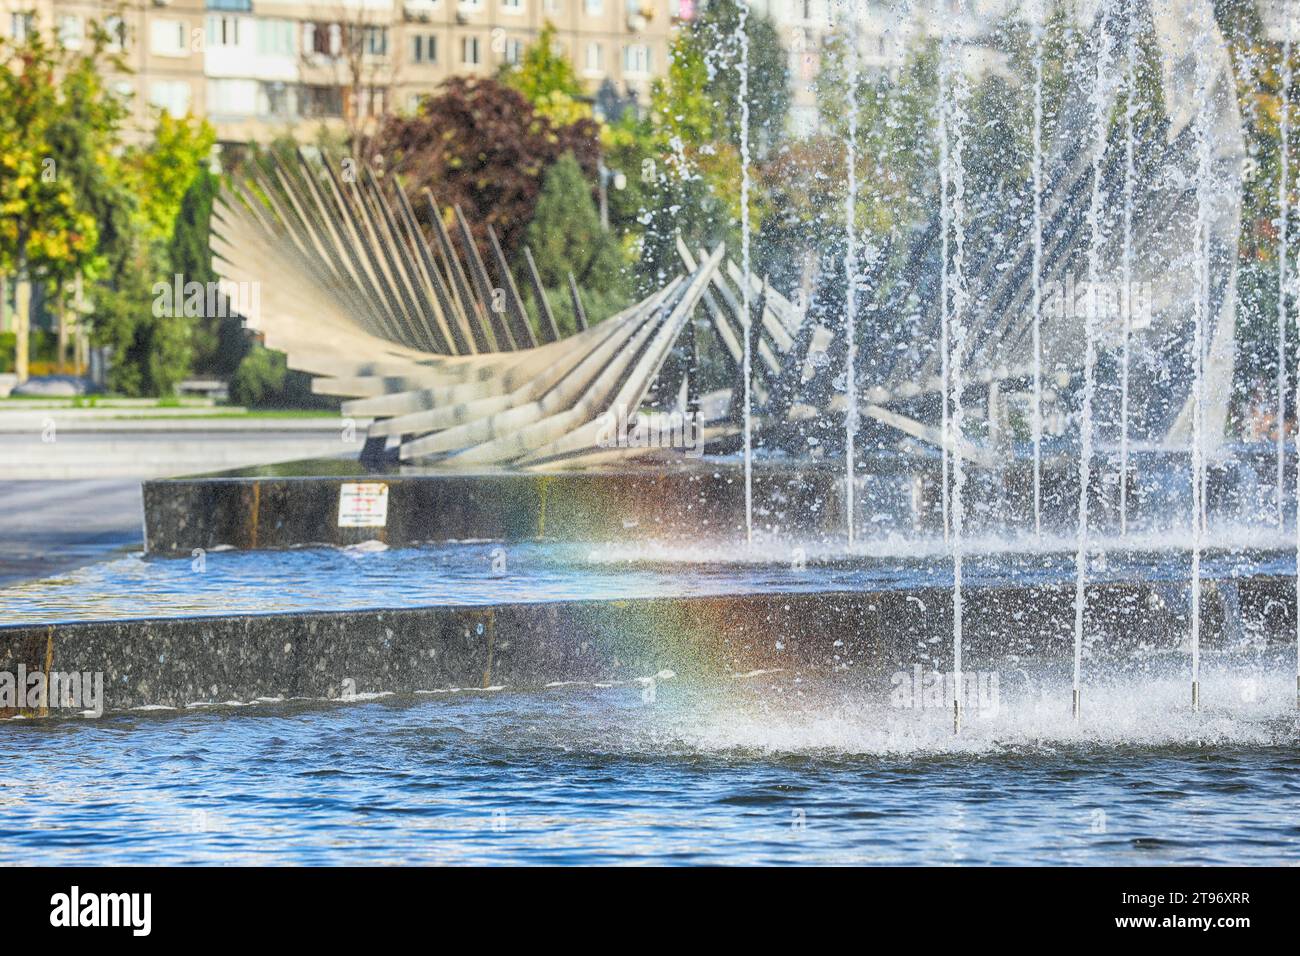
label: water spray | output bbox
[738,0,753,547]
[941,3,971,735]
[1031,15,1044,541]
[1076,0,1117,721]
[1119,7,1137,537]
[1280,28,1293,529]
[938,31,952,548]
[1190,1,1217,714]
[844,0,860,547]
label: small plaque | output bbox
[338,482,389,528]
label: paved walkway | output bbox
[0,480,143,586]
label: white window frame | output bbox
[411,33,437,64]
[149,80,192,116]
[623,43,650,76]
[461,34,481,65]
[206,15,240,49]
[150,19,188,58]
[105,15,127,51]
[57,14,84,50]
[255,19,295,58]
[584,41,603,76]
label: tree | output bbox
[500,21,591,126]
[90,112,214,396]
[684,0,790,154]
[124,112,216,247]
[0,33,103,313]
[523,152,626,333]
[1,27,131,379]
[632,33,745,292]
[170,169,243,375]
[374,77,601,257]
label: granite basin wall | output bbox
[1,575,1289,718]
[141,452,1277,556]
[142,467,847,556]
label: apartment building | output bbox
[1,0,678,143]
[752,0,1016,136]
[395,0,677,115]
[201,0,681,142]
[1,0,207,137]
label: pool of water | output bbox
[2,528,1294,625]
[2,664,1297,865]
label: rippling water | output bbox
[2,533,1293,625]
[2,668,1297,865]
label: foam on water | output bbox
[664,666,1299,758]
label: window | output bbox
[459,0,483,9]
[105,15,127,50]
[584,42,603,75]
[207,0,252,10]
[503,38,523,64]
[259,81,294,118]
[150,81,192,116]
[356,87,386,117]
[303,22,341,57]
[300,85,343,118]
[545,0,560,12]
[206,15,239,48]
[461,35,480,65]
[623,43,650,75]
[57,15,84,49]
[411,34,437,64]
[584,0,602,13]
[256,19,294,57]
[151,19,188,57]
[364,25,388,57]
[10,12,34,42]
[207,78,258,116]
[502,0,523,11]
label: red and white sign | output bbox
[338,482,389,528]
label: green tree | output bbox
[170,169,244,376]
[685,0,790,154]
[124,112,217,247]
[525,153,623,290]
[91,112,215,396]
[499,21,590,126]
[0,31,104,326]
[633,33,745,292]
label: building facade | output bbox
[203,0,679,143]
[2,0,207,137]
[1,0,679,144]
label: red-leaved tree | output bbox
[373,77,601,256]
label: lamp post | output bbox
[597,160,626,232]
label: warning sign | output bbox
[338,482,389,528]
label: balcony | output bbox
[206,0,252,10]
[404,0,438,21]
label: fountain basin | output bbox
[2,542,1291,716]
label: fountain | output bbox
[1,0,1292,733]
